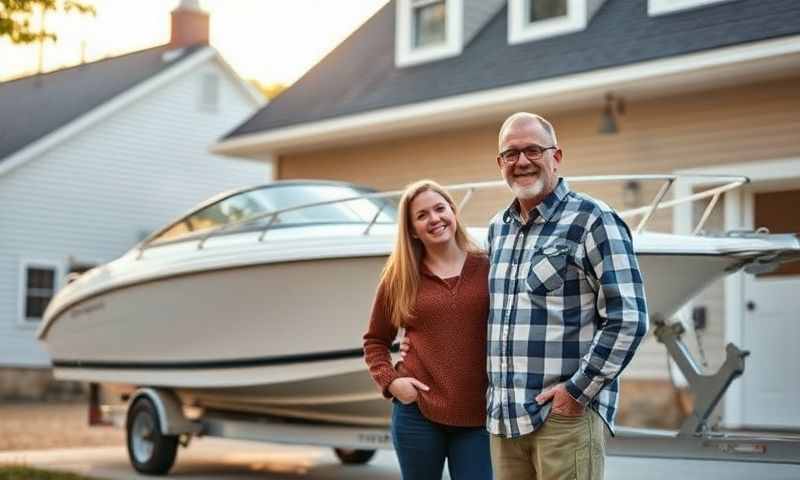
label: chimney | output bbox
[170,0,209,48]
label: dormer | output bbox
[508,0,605,45]
[395,0,505,67]
[648,0,737,16]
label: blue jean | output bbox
[391,400,493,480]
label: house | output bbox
[213,0,800,429]
[0,1,273,397]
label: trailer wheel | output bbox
[333,448,376,465]
[126,397,179,475]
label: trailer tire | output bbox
[126,397,179,475]
[333,448,376,465]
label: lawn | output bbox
[0,466,103,480]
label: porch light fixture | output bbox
[623,179,642,208]
[598,92,625,134]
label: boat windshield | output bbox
[151,183,398,244]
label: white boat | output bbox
[37,175,800,428]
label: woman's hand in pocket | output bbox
[388,377,429,404]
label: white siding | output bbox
[0,58,271,366]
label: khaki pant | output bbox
[490,411,605,480]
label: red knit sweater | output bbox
[363,252,489,427]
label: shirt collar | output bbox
[502,178,570,225]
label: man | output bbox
[485,112,648,479]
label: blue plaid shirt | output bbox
[486,178,648,437]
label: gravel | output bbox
[0,402,123,452]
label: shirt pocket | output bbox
[526,244,569,295]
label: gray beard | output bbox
[511,175,545,200]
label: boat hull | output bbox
[42,244,754,426]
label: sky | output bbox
[0,0,389,85]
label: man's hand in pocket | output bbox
[536,383,585,416]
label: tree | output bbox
[1,0,95,44]
[250,80,288,100]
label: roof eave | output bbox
[211,34,800,158]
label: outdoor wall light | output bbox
[623,179,642,208]
[598,92,625,134]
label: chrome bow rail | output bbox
[136,174,749,256]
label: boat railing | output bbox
[136,174,748,256]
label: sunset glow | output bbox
[0,0,389,85]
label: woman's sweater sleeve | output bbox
[362,281,400,398]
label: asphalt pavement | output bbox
[2,437,800,480]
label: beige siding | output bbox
[280,124,504,226]
[282,75,800,227]
[280,75,800,380]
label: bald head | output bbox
[498,112,557,150]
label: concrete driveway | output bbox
[0,438,404,479]
[2,438,800,480]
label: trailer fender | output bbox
[129,388,201,436]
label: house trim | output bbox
[17,258,65,329]
[648,0,737,16]
[673,156,800,428]
[0,46,263,178]
[212,34,800,157]
[508,0,587,45]
[395,0,464,67]
[209,50,266,107]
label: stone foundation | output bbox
[0,367,85,401]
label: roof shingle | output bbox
[226,0,800,139]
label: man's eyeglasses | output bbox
[498,144,556,164]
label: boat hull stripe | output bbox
[52,345,398,370]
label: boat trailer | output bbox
[608,317,800,465]
[92,385,392,474]
[90,315,800,475]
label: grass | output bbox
[0,466,104,480]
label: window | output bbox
[413,0,447,48]
[648,0,736,16]
[509,0,590,45]
[396,0,463,67]
[529,0,568,22]
[21,264,58,323]
[200,73,219,112]
[151,184,398,245]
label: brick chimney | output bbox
[170,0,209,48]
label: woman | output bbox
[363,180,492,480]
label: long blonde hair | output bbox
[379,180,479,327]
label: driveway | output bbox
[0,438,403,479]
[3,437,800,480]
